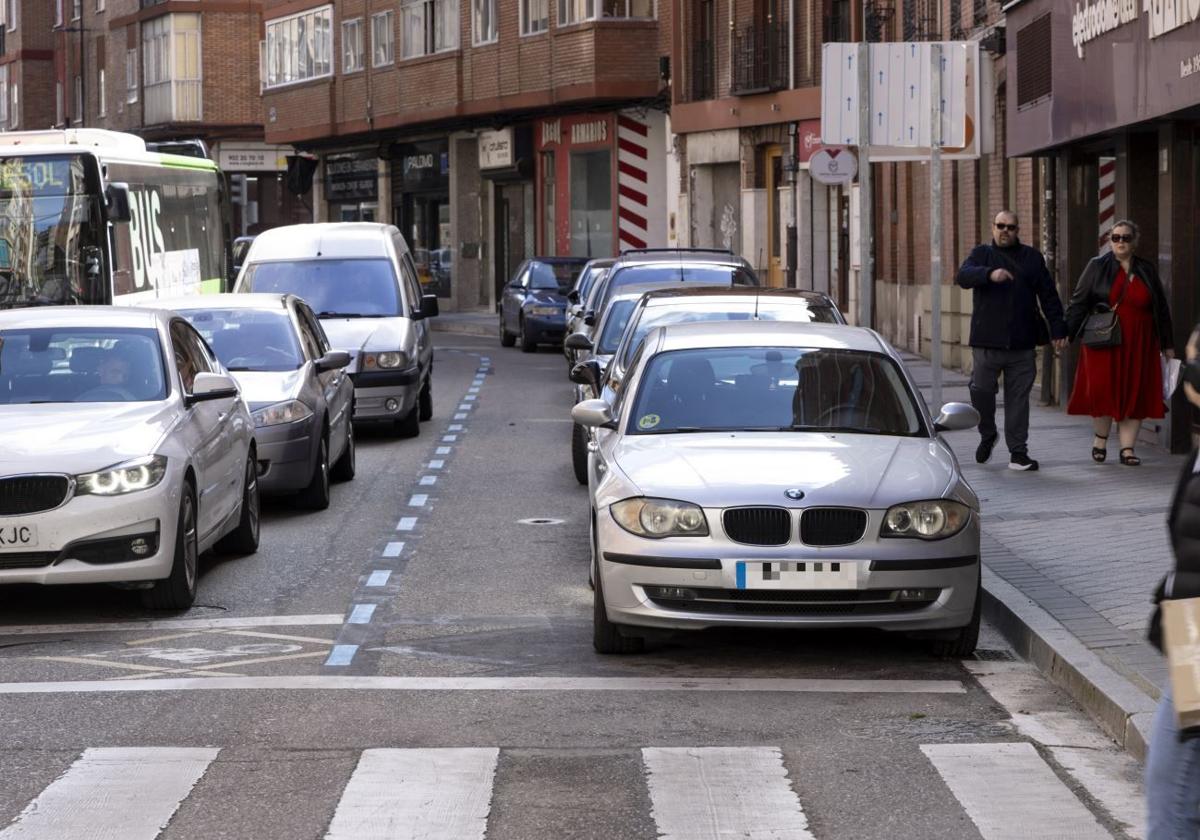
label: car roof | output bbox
[650,321,888,354]
[0,306,171,331]
[139,293,293,312]
[247,223,397,261]
[607,281,684,304]
[640,287,837,306]
[612,249,750,268]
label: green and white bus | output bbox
[0,129,232,309]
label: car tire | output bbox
[395,402,420,438]
[142,483,199,610]
[418,374,433,422]
[572,423,589,485]
[519,319,537,353]
[297,435,331,510]
[593,563,644,655]
[929,584,981,658]
[331,421,356,482]
[499,319,516,347]
[216,451,261,555]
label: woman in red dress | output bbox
[1065,220,1174,465]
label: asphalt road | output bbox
[0,334,1147,840]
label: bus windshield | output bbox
[0,155,104,310]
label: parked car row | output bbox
[0,223,437,610]
[530,249,986,659]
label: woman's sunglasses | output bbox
[994,223,1018,232]
[1111,233,1135,243]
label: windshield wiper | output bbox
[788,424,888,435]
[317,311,379,319]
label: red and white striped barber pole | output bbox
[617,114,651,250]
[1098,156,1116,254]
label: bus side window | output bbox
[110,219,136,297]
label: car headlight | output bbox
[880,500,971,540]
[362,351,408,370]
[611,497,709,538]
[528,306,562,317]
[252,399,313,428]
[76,455,168,497]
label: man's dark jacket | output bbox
[1063,251,1174,351]
[955,240,1068,350]
[1148,449,1200,652]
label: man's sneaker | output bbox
[1009,453,1039,471]
[975,435,998,464]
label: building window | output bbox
[521,0,548,34]
[541,150,556,256]
[264,5,333,88]
[72,0,81,21]
[54,0,63,27]
[473,0,497,44]
[558,0,654,24]
[2,0,16,32]
[8,82,16,128]
[0,66,8,128]
[126,48,138,103]
[371,11,394,67]
[96,0,105,13]
[569,149,612,257]
[73,75,82,123]
[142,13,203,122]
[56,82,63,125]
[400,0,458,59]
[342,18,363,72]
[97,68,106,117]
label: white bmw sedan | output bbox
[573,321,982,656]
[0,307,259,609]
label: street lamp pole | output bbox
[56,23,88,127]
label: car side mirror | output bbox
[569,359,603,397]
[104,182,132,223]
[583,312,596,327]
[421,294,440,319]
[187,372,239,405]
[572,398,616,429]
[315,350,352,372]
[933,402,980,433]
[564,333,593,352]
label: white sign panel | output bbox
[809,148,857,186]
[821,42,971,149]
[218,146,289,172]
[478,128,514,170]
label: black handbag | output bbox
[1080,278,1132,349]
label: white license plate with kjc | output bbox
[0,523,38,550]
[736,560,861,590]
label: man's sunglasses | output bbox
[994,223,1018,232]
[1111,233,1135,243]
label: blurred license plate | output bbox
[0,522,38,551]
[735,560,860,590]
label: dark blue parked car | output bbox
[499,257,589,353]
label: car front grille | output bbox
[722,507,791,546]
[0,475,70,515]
[644,587,940,616]
[0,551,59,570]
[800,508,867,546]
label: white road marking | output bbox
[0,676,966,695]
[448,424,464,431]
[325,645,358,667]
[0,614,346,637]
[366,571,392,587]
[419,476,437,486]
[0,747,218,840]
[436,446,452,455]
[921,743,1110,839]
[643,747,813,840]
[325,748,498,840]
[348,605,376,624]
[428,460,445,469]
[408,494,428,507]
[396,518,417,531]
[468,388,479,394]
[458,404,471,411]
[442,435,458,443]
[464,395,477,402]
[383,541,406,558]
[222,630,337,645]
[454,413,468,419]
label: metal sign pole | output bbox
[929,43,943,410]
[856,42,873,329]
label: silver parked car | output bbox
[145,294,355,509]
[573,321,982,656]
[0,307,259,609]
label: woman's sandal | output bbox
[1092,434,1108,463]
[1120,447,1141,466]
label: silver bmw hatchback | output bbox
[573,321,982,656]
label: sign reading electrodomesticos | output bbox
[1072,0,1199,59]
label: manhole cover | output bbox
[518,518,565,525]
[973,649,1016,661]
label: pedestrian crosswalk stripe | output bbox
[0,747,218,840]
[325,748,499,840]
[920,742,1111,839]
[643,746,813,840]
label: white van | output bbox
[233,223,438,437]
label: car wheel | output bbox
[929,584,981,658]
[593,561,644,655]
[499,318,516,348]
[297,435,331,510]
[142,483,199,610]
[217,451,261,555]
[395,402,420,438]
[519,318,537,353]
[331,421,356,482]
[572,423,589,486]
[418,374,433,422]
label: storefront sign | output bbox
[395,140,450,191]
[1072,0,1198,58]
[571,121,608,145]
[808,148,857,186]
[797,119,823,164]
[324,153,378,202]
[541,119,561,147]
[478,129,514,169]
[218,145,289,172]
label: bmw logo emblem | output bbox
[784,489,805,501]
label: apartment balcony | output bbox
[144,80,202,124]
[690,40,714,101]
[730,21,787,96]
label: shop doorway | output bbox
[397,193,451,298]
[493,182,530,304]
[765,145,785,287]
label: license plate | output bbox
[0,522,38,551]
[735,560,861,590]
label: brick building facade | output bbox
[0,0,57,131]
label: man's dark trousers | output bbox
[970,348,1036,456]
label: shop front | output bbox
[479,126,535,303]
[323,151,380,222]
[214,141,311,234]
[391,139,452,299]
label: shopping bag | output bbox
[1163,355,1182,403]
[1162,598,1200,732]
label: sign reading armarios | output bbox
[1072,0,1199,59]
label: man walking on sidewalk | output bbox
[955,210,1069,471]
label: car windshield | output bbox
[595,299,639,355]
[179,308,304,372]
[628,347,923,436]
[608,263,758,296]
[241,259,401,317]
[574,265,607,303]
[619,300,843,369]
[0,326,167,404]
[529,261,582,291]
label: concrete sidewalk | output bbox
[903,351,1180,760]
[431,310,496,339]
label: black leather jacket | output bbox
[1149,450,1200,651]
[1065,252,1174,350]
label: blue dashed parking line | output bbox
[428,460,445,469]
[366,570,392,587]
[436,446,452,455]
[325,645,358,666]
[409,494,428,507]
[348,604,377,624]
[419,476,437,486]
[383,541,405,557]
[397,517,418,531]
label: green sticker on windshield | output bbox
[638,413,661,430]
